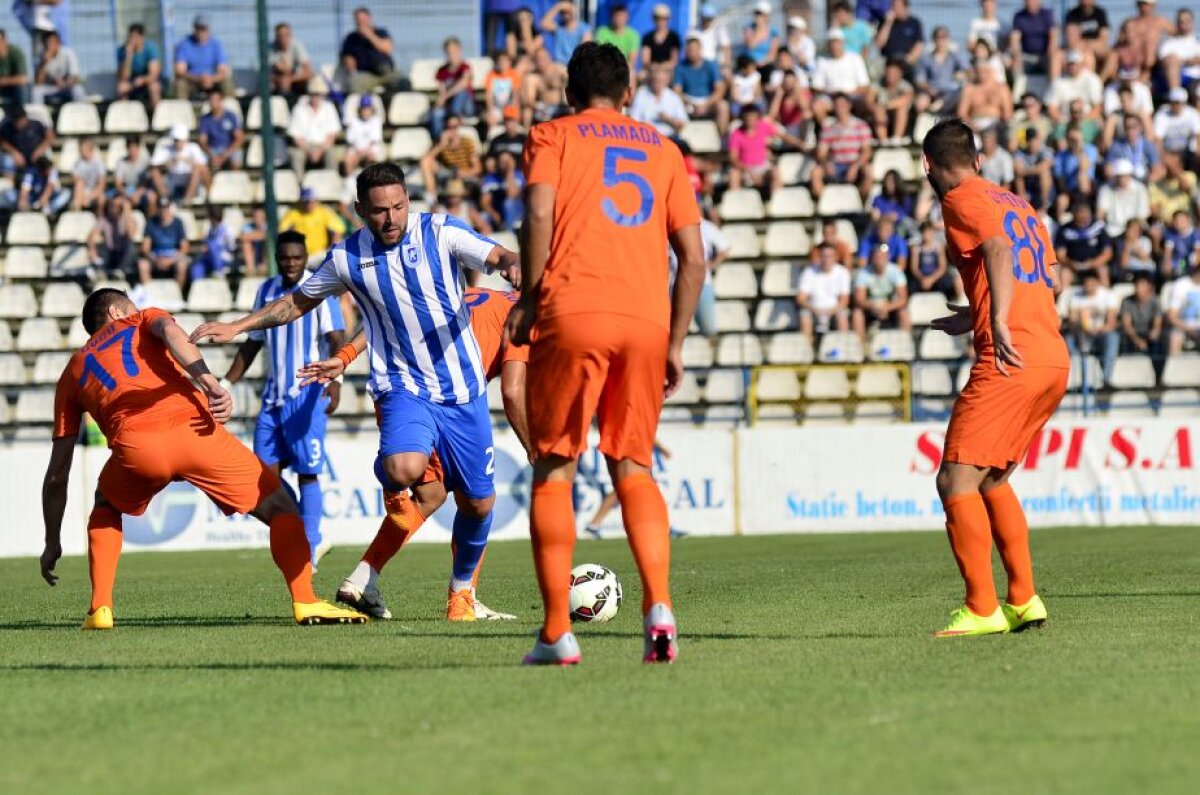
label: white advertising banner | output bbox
[738,418,1200,534]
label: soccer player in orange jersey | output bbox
[506,42,707,665]
[922,119,1069,637]
[298,287,531,621]
[39,288,366,628]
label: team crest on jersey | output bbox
[403,246,420,267]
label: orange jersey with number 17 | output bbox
[523,107,701,331]
[941,176,1069,369]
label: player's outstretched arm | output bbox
[150,314,233,422]
[40,435,76,586]
[666,223,706,398]
[190,290,323,345]
[981,235,1025,375]
[297,328,366,387]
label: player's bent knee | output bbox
[251,485,300,523]
[382,453,427,489]
[455,491,495,518]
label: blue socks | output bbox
[450,510,493,589]
[298,479,324,559]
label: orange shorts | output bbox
[373,401,443,486]
[99,422,281,516]
[527,313,667,467]
[944,364,1069,470]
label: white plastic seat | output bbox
[766,186,814,218]
[16,317,64,350]
[816,331,864,363]
[1158,389,1199,417]
[765,332,814,364]
[680,120,721,154]
[151,99,196,131]
[1056,392,1098,416]
[0,284,38,318]
[719,189,765,221]
[1110,282,1135,304]
[0,353,26,385]
[56,101,102,135]
[175,209,202,241]
[301,169,343,202]
[171,313,204,334]
[803,368,851,399]
[1067,355,1102,391]
[913,112,937,144]
[408,58,440,92]
[703,369,744,403]
[246,95,290,130]
[763,221,811,257]
[715,334,763,366]
[230,381,259,419]
[144,279,185,311]
[870,148,917,181]
[0,322,12,351]
[700,404,744,427]
[855,367,903,398]
[235,277,266,311]
[681,336,713,368]
[15,388,55,423]
[818,218,858,251]
[757,403,800,426]
[334,380,360,415]
[3,247,47,279]
[759,261,798,297]
[753,299,798,331]
[54,211,96,244]
[853,401,900,424]
[1108,355,1156,389]
[51,244,91,273]
[215,311,249,343]
[757,369,801,401]
[913,363,953,396]
[712,262,758,299]
[40,282,86,318]
[187,278,233,313]
[908,292,947,326]
[210,171,253,205]
[390,128,434,161]
[664,372,701,405]
[1161,354,1200,388]
[714,301,751,332]
[777,152,810,185]
[802,402,846,425]
[388,92,431,126]
[6,212,52,245]
[869,329,915,362]
[266,170,301,204]
[816,185,863,216]
[468,57,494,90]
[103,100,149,133]
[105,137,127,171]
[1103,390,1154,417]
[67,318,89,347]
[32,351,71,384]
[723,225,761,259]
[56,137,79,172]
[915,397,953,420]
[919,329,965,361]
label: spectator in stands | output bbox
[541,1,592,67]
[281,187,343,260]
[727,103,801,194]
[1014,128,1054,210]
[506,7,544,59]
[693,4,732,69]
[742,2,781,67]
[915,26,968,116]
[1055,201,1112,285]
[1103,66,1154,120]
[853,243,911,340]
[968,0,1005,51]
[191,204,236,281]
[596,4,639,67]
[909,220,955,297]
[820,218,854,267]
[288,86,341,172]
[149,123,209,205]
[484,50,522,127]
[484,0,520,55]
[1166,265,1200,353]
[871,169,914,226]
[1159,9,1200,91]
[197,86,244,173]
[1153,88,1200,159]
[70,137,106,212]
[1047,51,1102,123]
[116,23,162,107]
[785,16,815,70]
[977,127,1014,188]
[239,207,268,275]
[431,37,476,139]
[480,151,523,232]
[339,6,399,93]
[684,215,730,338]
[1056,98,1101,147]
[857,0,891,27]
[488,106,526,160]
[874,0,924,71]
[87,194,138,282]
[1097,159,1151,245]
[1120,272,1163,356]
[832,2,872,58]
[439,178,491,234]
[0,104,53,177]
[1009,0,1058,81]
[676,33,729,134]
[524,47,569,124]
[797,242,852,341]
[1105,114,1162,182]
[810,30,871,125]
[1052,23,1098,78]
[1068,270,1120,379]
[1115,225,1156,280]
[1123,0,1173,77]
[31,31,82,105]
[1013,93,1055,147]
[113,135,150,206]
[10,1,69,59]
[1162,209,1200,280]
[728,54,764,116]
[811,93,873,201]
[173,15,233,100]
[640,4,681,78]
[1053,124,1099,208]
[343,94,385,173]
[767,64,810,139]
[957,58,1012,133]
[269,23,314,97]
[857,213,908,268]
[873,59,914,143]
[0,29,29,104]
[630,65,688,139]
[1149,152,1196,222]
[1066,0,1111,61]
[139,198,188,287]
[419,115,482,196]
[0,154,67,213]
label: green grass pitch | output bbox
[2,527,1199,794]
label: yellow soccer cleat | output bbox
[1003,595,1047,633]
[446,588,477,622]
[933,605,1009,637]
[82,605,114,630]
[293,600,368,625]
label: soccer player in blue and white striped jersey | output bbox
[221,230,346,565]
[192,163,520,621]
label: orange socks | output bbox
[87,505,123,612]
[361,490,427,573]
[615,472,672,614]
[529,480,575,643]
[942,492,999,616]
[983,483,1036,605]
[269,512,318,603]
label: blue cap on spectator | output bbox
[360,94,375,108]
[300,187,316,201]
[700,3,717,17]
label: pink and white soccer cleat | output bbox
[643,603,678,664]
[522,631,582,666]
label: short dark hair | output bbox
[612,3,628,14]
[567,42,630,107]
[128,23,144,36]
[922,118,978,170]
[82,288,130,335]
[1132,272,1154,286]
[356,161,407,202]
[276,229,307,250]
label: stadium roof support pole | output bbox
[256,0,279,275]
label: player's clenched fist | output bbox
[506,296,536,347]
[201,378,233,423]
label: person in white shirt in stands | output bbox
[968,0,1005,51]
[149,123,209,205]
[670,217,729,339]
[1153,87,1200,157]
[1102,66,1155,119]
[811,30,871,124]
[692,4,732,69]
[1166,265,1200,354]
[1047,50,1102,123]
[852,243,910,341]
[1067,270,1120,381]
[343,94,385,172]
[288,85,342,171]
[1159,9,1200,91]
[785,16,815,70]
[629,65,688,138]
[797,241,852,343]
[1097,159,1150,242]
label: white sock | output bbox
[347,561,376,591]
[450,577,473,593]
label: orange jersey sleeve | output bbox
[524,108,702,331]
[52,357,84,439]
[465,288,527,381]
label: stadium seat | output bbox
[1161,354,1200,387]
[1158,389,1200,417]
[230,381,259,419]
[66,318,89,347]
[753,299,798,332]
[853,401,901,424]
[3,247,47,279]
[334,380,360,416]
[870,148,918,181]
[174,209,202,242]
[819,218,858,252]
[32,351,71,384]
[714,301,751,332]
[201,346,230,377]
[776,152,811,186]
[803,368,850,399]
[660,407,696,423]
[151,99,196,131]
[757,403,799,427]
[912,363,953,396]
[914,397,953,420]
[802,402,845,425]
[680,120,721,154]
[16,317,64,350]
[1108,355,1156,389]
[6,212,52,245]
[918,329,965,361]
[855,367,903,398]
[665,372,701,405]
[50,244,90,274]
[682,336,713,368]
[816,185,863,216]
[0,284,38,319]
[188,278,233,313]
[715,333,763,366]
[765,332,814,365]
[388,92,431,126]
[908,292,947,326]
[213,312,249,343]
[816,331,864,363]
[700,404,744,427]
[759,261,798,297]
[1064,356,1097,392]
[245,135,290,170]
[390,128,434,161]
[40,282,86,318]
[53,211,96,244]
[409,58,440,91]
[757,369,801,401]
[170,313,203,334]
[0,321,12,351]
[246,95,291,130]
[869,329,915,362]
[56,137,80,172]
[144,279,185,311]
[763,221,811,257]
[1056,392,1098,416]
[1103,390,1154,418]
[913,112,937,144]
[1110,282,1135,304]
[301,169,344,202]
[0,353,25,385]
[210,171,253,205]
[719,189,765,221]
[235,277,266,311]
[704,369,745,403]
[766,187,814,218]
[713,263,757,299]
[468,57,494,89]
[104,136,127,170]
[56,101,102,135]
[723,225,761,259]
[267,170,301,204]
[15,388,54,423]
[202,94,243,123]
[103,100,149,133]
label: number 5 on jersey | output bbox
[602,146,655,228]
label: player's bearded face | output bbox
[359,184,409,246]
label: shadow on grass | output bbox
[0,661,499,673]
[1047,591,1200,599]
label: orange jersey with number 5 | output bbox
[941,176,1068,369]
[523,106,701,332]
[463,287,528,380]
[53,308,208,441]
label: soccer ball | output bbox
[569,564,622,623]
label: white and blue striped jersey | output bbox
[299,213,498,405]
[249,270,346,407]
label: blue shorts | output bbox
[376,389,495,500]
[253,388,329,476]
